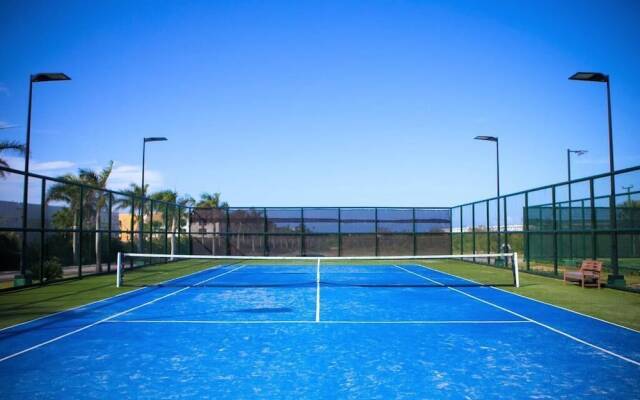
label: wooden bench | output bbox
[563,260,603,288]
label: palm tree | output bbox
[196,192,228,208]
[176,195,195,256]
[47,174,83,261]
[196,192,228,254]
[79,161,113,273]
[0,140,25,177]
[152,191,194,256]
[118,183,147,252]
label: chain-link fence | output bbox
[1,163,639,291]
[0,165,191,289]
[188,207,452,257]
[451,165,640,291]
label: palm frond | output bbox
[0,140,26,153]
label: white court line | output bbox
[412,263,640,334]
[315,259,321,322]
[0,265,246,363]
[393,264,640,367]
[104,319,532,325]
[0,261,237,333]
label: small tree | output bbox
[79,161,114,273]
[118,183,148,252]
[47,175,83,261]
[151,190,194,256]
[196,193,228,254]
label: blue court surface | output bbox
[1,263,639,399]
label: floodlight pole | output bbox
[20,79,34,277]
[474,135,501,252]
[569,72,622,285]
[20,73,70,278]
[140,137,167,251]
[622,185,633,204]
[605,77,621,283]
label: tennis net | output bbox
[116,252,520,288]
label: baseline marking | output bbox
[393,264,640,367]
[105,319,532,325]
[0,265,246,363]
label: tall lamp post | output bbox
[20,73,71,279]
[622,185,634,205]
[139,137,168,252]
[569,72,623,285]
[567,149,587,261]
[474,136,501,252]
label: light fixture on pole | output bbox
[622,185,634,205]
[567,149,587,261]
[20,73,71,280]
[139,137,168,252]
[569,71,623,285]
[474,135,501,252]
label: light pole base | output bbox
[607,275,626,287]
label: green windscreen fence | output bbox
[1,163,638,291]
[450,165,640,290]
[188,207,452,257]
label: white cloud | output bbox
[0,158,164,199]
[0,83,9,97]
[108,162,164,191]
[0,121,18,129]
[3,156,77,173]
[31,160,77,172]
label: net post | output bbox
[315,257,321,322]
[116,252,123,288]
[513,252,520,288]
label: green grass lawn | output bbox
[0,258,639,331]
[0,259,220,329]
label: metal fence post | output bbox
[552,186,558,275]
[301,208,305,256]
[177,205,181,254]
[412,208,417,256]
[164,203,169,254]
[472,204,476,261]
[107,192,113,272]
[148,200,153,255]
[448,208,453,255]
[78,185,84,278]
[338,208,342,257]
[460,207,464,255]
[374,208,379,256]
[39,178,45,284]
[486,201,490,254]
[225,208,230,255]
[581,199,587,258]
[525,191,530,270]
[503,196,508,251]
[589,179,597,260]
[188,208,193,256]
[129,194,134,268]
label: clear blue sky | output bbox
[1,0,639,207]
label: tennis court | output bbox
[1,255,639,398]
